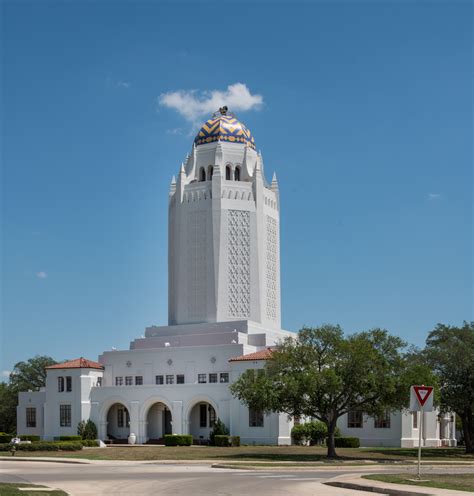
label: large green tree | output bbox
[9,355,57,393]
[424,322,474,454]
[1,355,57,434]
[230,325,434,458]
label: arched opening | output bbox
[225,165,232,181]
[199,167,206,182]
[188,402,217,443]
[106,403,130,443]
[208,165,214,180]
[146,402,172,444]
[234,166,241,181]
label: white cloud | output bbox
[1,370,10,378]
[159,83,263,124]
[36,271,48,279]
[116,81,131,89]
[428,193,441,200]
[166,127,184,135]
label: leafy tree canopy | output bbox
[230,325,434,457]
[9,355,57,393]
[424,321,474,453]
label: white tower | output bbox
[168,107,281,330]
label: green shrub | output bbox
[0,433,12,443]
[209,419,229,446]
[17,435,40,442]
[81,439,100,447]
[0,441,83,452]
[214,435,229,447]
[229,436,240,447]
[56,435,82,441]
[334,436,360,448]
[164,435,193,446]
[77,420,98,440]
[306,421,328,445]
[291,424,308,445]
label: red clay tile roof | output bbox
[229,347,274,362]
[46,357,104,370]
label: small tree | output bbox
[231,325,433,458]
[77,419,98,440]
[209,419,229,446]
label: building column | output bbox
[129,401,140,441]
[172,401,183,435]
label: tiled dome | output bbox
[194,109,256,149]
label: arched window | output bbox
[234,166,241,181]
[208,165,214,180]
[199,167,206,182]
[226,165,231,181]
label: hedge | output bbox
[164,435,193,446]
[334,436,360,448]
[213,435,240,447]
[56,436,82,441]
[15,435,40,442]
[81,439,100,447]
[0,434,11,443]
[0,441,83,452]
[214,435,229,447]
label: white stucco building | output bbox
[17,108,456,447]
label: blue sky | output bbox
[1,1,472,376]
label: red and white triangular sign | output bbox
[413,385,433,407]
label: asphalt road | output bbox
[0,461,473,496]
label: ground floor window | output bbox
[125,376,133,386]
[115,377,123,386]
[156,375,163,385]
[209,373,218,383]
[135,376,143,385]
[200,404,207,427]
[166,375,174,385]
[26,407,36,428]
[374,410,391,428]
[347,410,363,428]
[60,405,71,427]
[198,374,207,383]
[249,408,264,427]
[117,407,130,428]
[177,374,185,384]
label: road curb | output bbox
[324,481,433,496]
[0,456,91,464]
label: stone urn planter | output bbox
[128,433,136,445]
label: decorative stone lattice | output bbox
[187,210,207,320]
[228,210,250,318]
[266,215,278,321]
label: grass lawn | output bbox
[7,446,474,463]
[0,483,67,496]
[363,473,474,492]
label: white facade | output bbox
[17,109,455,448]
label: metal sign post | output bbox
[410,385,434,481]
[417,405,423,479]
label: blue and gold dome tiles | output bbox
[194,114,256,149]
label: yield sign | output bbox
[413,385,434,407]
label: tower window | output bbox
[234,166,241,181]
[58,377,64,392]
[66,376,72,392]
[26,407,36,428]
[226,165,231,181]
[208,165,214,180]
[199,167,206,182]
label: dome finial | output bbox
[219,105,228,115]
